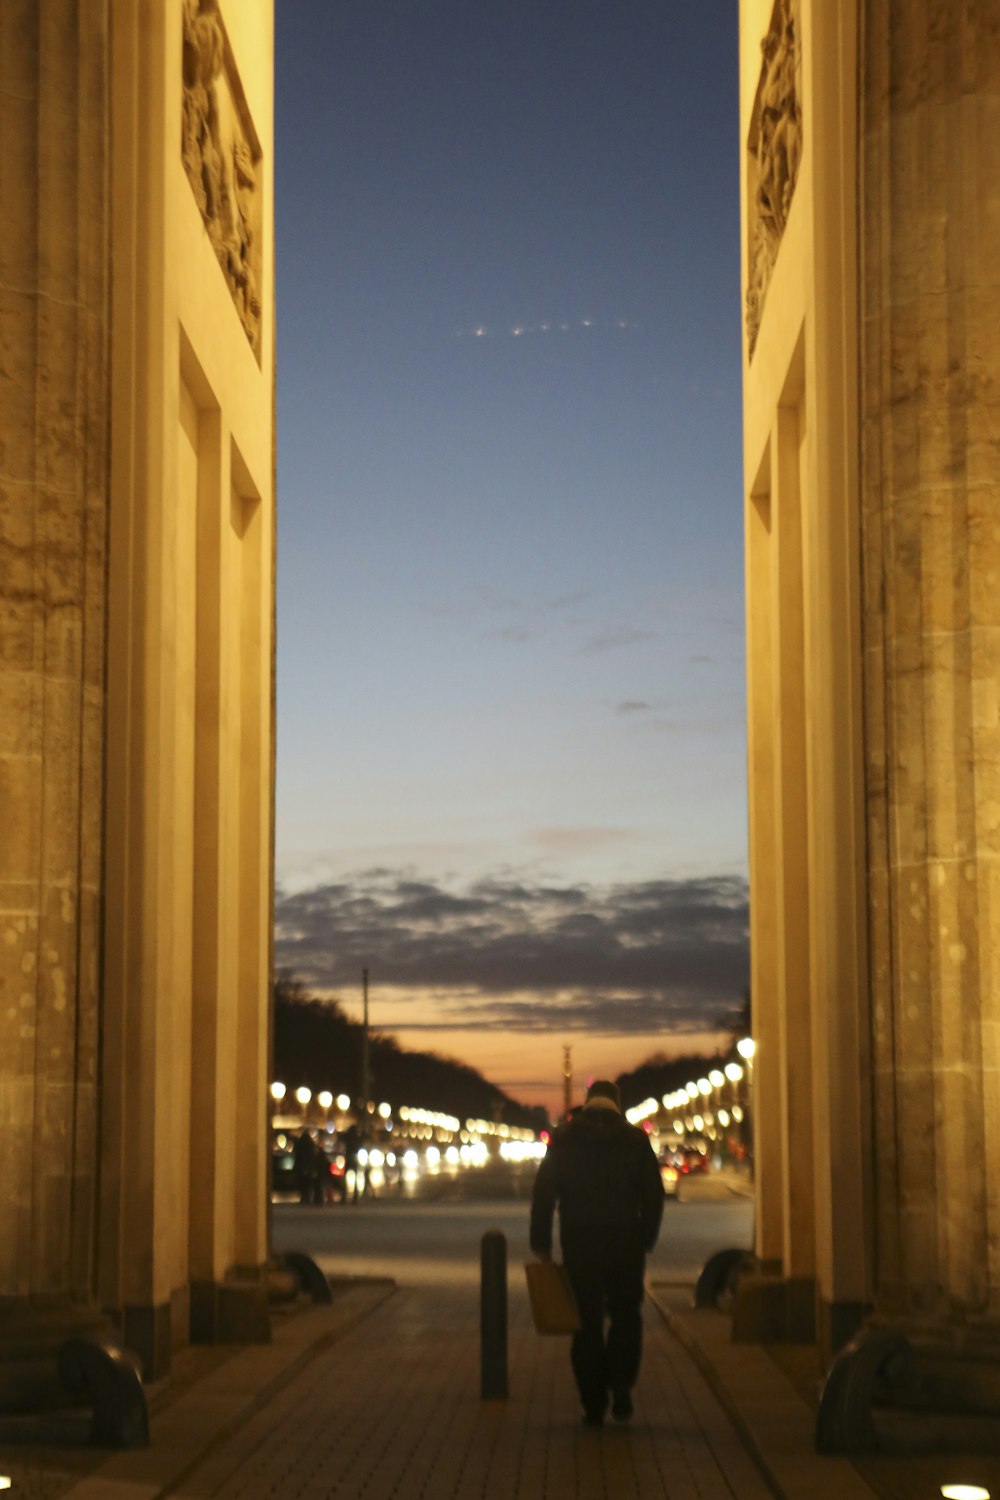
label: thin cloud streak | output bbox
[579,627,658,656]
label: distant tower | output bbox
[562,1046,573,1119]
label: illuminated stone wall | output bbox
[740,0,1000,1366]
[0,0,275,1388]
[740,0,869,1361]
[860,4,1000,1339]
[0,0,110,1322]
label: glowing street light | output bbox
[737,1036,756,1060]
[295,1086,311,1106]
[709,1069,725,1088]
[725,1062,744,1083]
[336,1094,350,1111]
[269,1081,286,1101]
[318,1091,333,1110]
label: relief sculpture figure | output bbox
[182,0,224,217]
[181,0,262,355]
[746,0,801,357]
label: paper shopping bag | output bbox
[524,1260,581,1335]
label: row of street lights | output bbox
[268,1082,537,1148]
[270,1081,355,1115]
[624,1037,756,1164]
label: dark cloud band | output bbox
[275,869,748,1036]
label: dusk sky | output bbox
[273,2,747,1112]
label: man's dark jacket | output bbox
[530,1105,665,1255]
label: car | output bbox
[319,1140,347,1202]
[271,1144,298,1196]
[270,1131,346,1202]
[658,1149,682,1198]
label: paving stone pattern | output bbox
[171,1281,774,1500]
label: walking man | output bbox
[530,1079,664,1426]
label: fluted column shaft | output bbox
[861,2,1000,1337]
[0,0,109,1306]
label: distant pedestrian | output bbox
[530,1079,664,1426]
[340,1122,365,1203]
[293,1128,322,1205]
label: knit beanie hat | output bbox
[585,1079,621,1110]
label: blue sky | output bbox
[273,2,747,1109]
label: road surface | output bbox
[272,1168,753,1287]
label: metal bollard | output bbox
[480,1229,508,1399]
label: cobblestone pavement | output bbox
[168,1278,773,1500]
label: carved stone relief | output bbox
[182,0,262,358]
[746,0,802,358]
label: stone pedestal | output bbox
[860,2,1000,1349]
[0,1303,111,1414]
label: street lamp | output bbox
[737,1036,756,1061]
[270,1081,286,1102]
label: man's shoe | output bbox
[611,1391,633,1422]
[582,1407,605,1427]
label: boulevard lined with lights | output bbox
[623,1040,753,1163]
[269,1085,539,1164]
[270,1037,756,1191]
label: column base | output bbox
[732,1274,817,1343]
[120,1301,173,1382]
[0,1300,116,1413]
[817,1321,1000,1454]
[190,1269,271,1347]
[873,1318,1000,1416]
[818,1297,866,1364]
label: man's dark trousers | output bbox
[563,1228,645,1415]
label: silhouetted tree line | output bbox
[615,989,753,1109]
[273,973,548,1131]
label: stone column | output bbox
[861,3,1000,1348]
[743,408,818,1341]
[769,406,817,1323]
[745,479,787,1275]
[0,0,110,1401]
